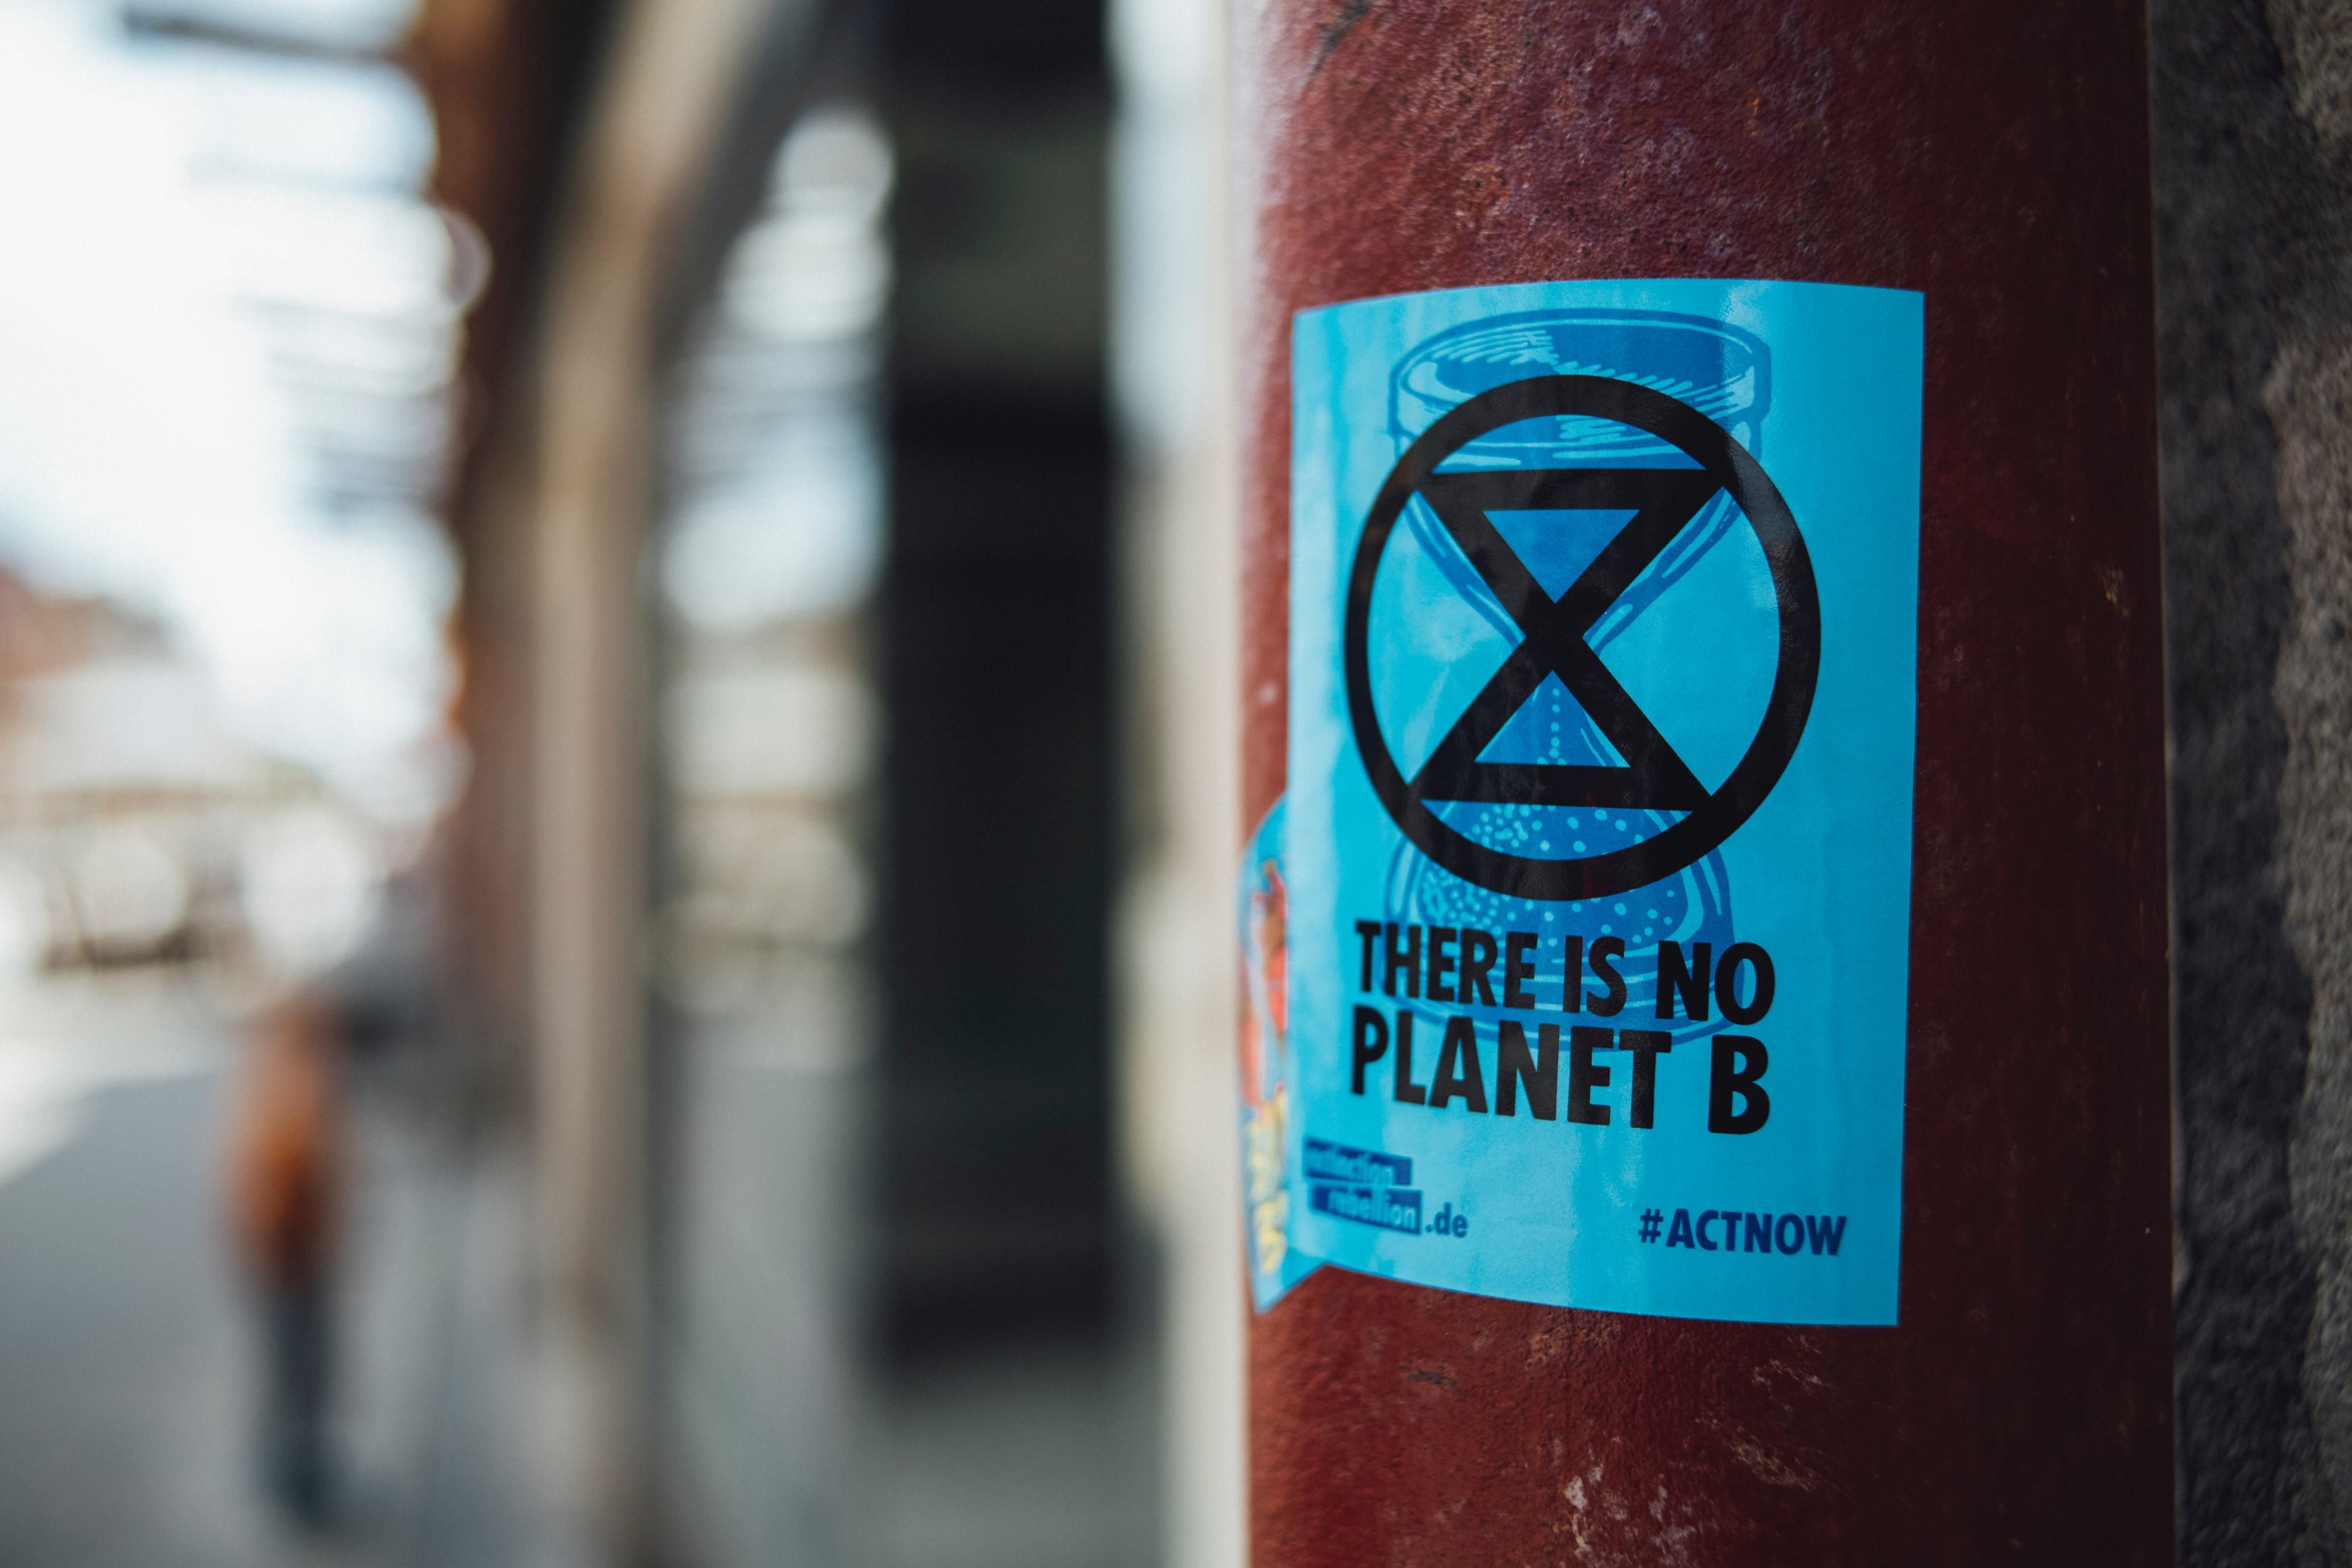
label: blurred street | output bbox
[0,979,567,1568]
[0,0,1223,1561]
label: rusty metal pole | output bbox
[1237,2,2172,1562]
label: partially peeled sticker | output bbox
[1237,797,1319,1310]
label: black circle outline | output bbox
[1343,374,1821,900]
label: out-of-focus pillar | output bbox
[1109,0,1248,1561]
[1238,3,2172,1562]
[517,0,769,1555]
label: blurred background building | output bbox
[0,0,1235,1564]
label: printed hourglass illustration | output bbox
[1370,309,1775,1048]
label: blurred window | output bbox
[0,0,465,984]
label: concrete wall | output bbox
[2157,0,2352,1558]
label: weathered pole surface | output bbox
[1239,2,2173,1562]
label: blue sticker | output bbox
[1285,280,1922,1325]
[1237,797,1320,1310]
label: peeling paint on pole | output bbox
[1240,2,2173,1561]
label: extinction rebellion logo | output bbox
[1343,374,1823,901]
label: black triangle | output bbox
[1405,467,1717,813]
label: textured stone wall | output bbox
[2156,0,2352,1559]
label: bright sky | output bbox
[0,0,458,824]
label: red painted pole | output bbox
[1239,3,2172,1562]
